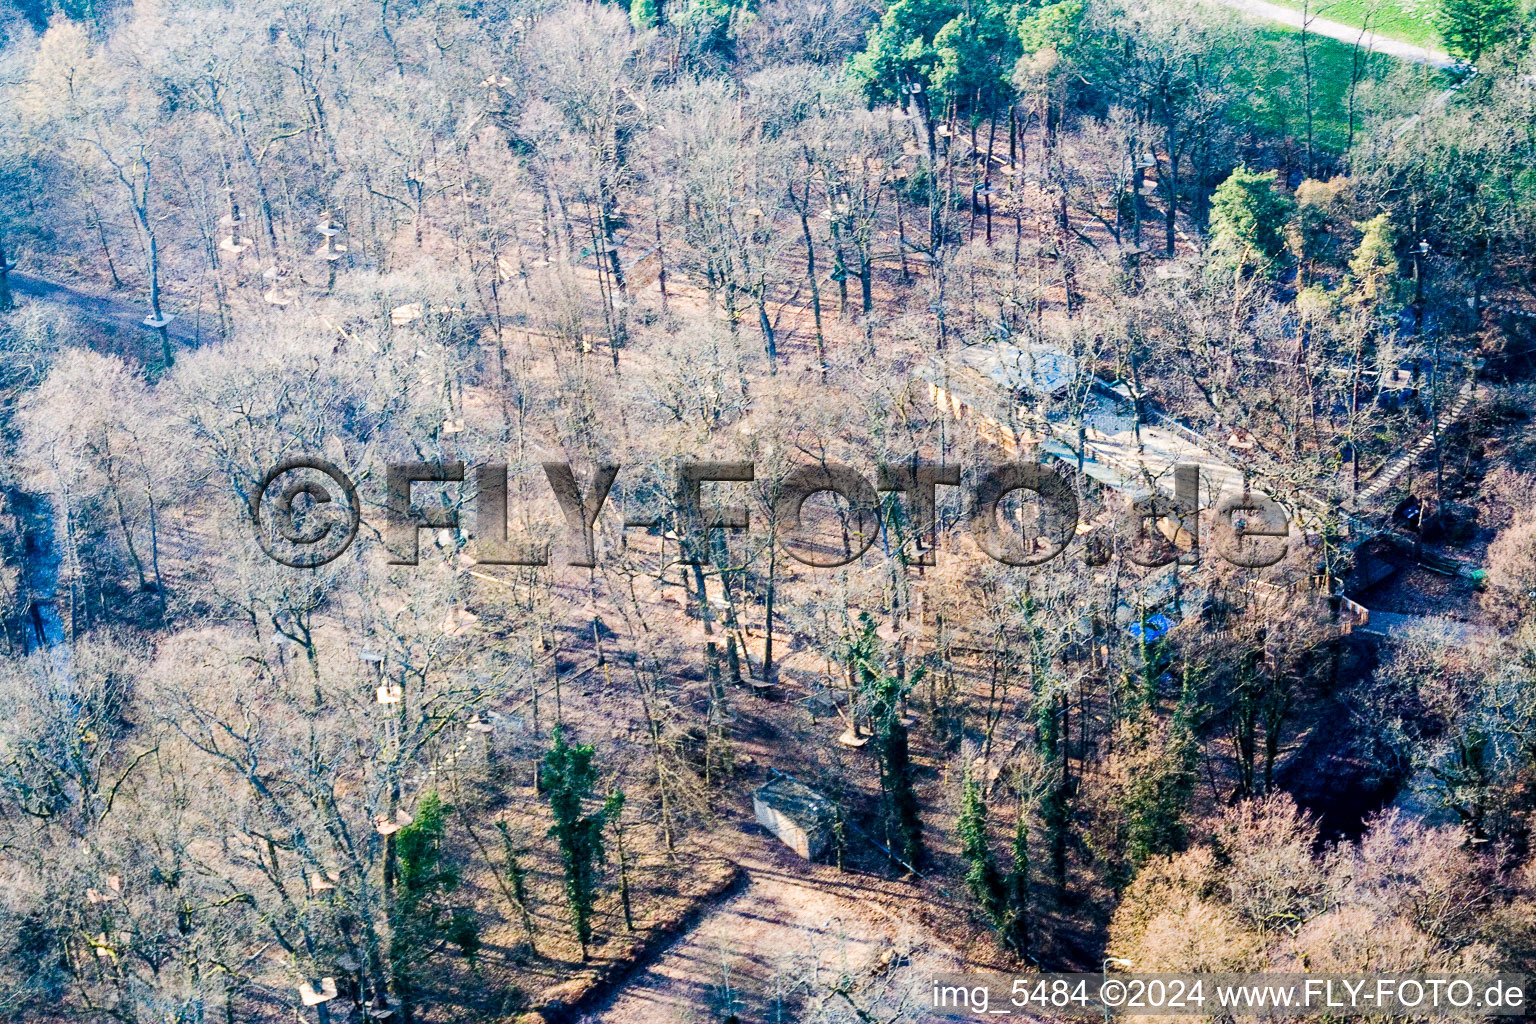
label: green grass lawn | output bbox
[1262,0,1442,49]
[1229,24,1447,152]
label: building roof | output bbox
[753,775,832,824]
[956,341,1078,398]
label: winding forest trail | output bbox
[1210,0,1455,66]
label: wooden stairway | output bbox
[1354,381,1481,507]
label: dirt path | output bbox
[584,812,973,1024]
[8,269,202,345]
[588,873,895,1023]
[1208,0,1455,66]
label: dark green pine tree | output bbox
[956,762,1031,955]
[877,696,924,871]
[390,793,478,1023]
[958,764,1005,925]
[1436,0,1519,63]
[542,727,615,960]
[1124,662,1202,869]
[851,615,926,871]
[1135,615,1174,712]
[1208,166,1293,280]
[1002,800,1030,955]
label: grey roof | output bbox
[754,775,832,823]
[957,342,1078,398]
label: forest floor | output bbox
[8,269,201,346]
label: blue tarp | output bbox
[1126,613,1173,642]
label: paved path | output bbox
[1211,0,1455,67]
